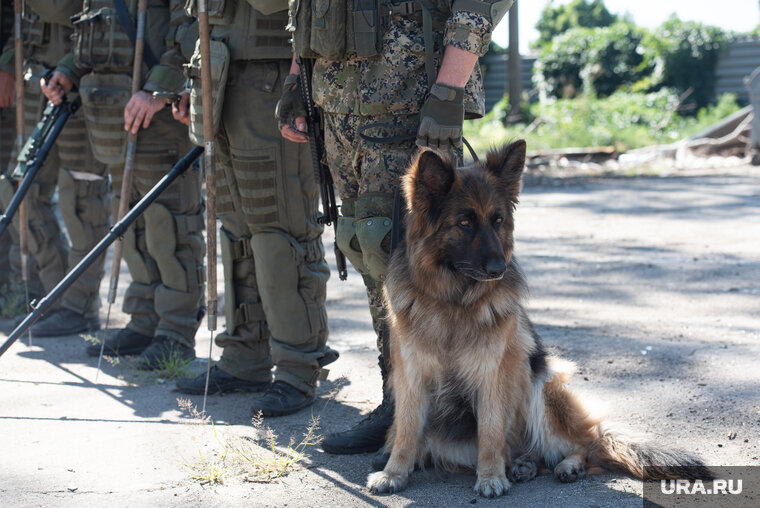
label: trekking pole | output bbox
[0,146,204,358]
[197,0,217,414]
[98,0,149,379]
[13,0,32,346]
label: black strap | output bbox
[112,0,159,69]
[357,122,480,163]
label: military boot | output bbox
[176,365,270,395]
[86,328,153,357]
[135,335,195,370]
[321,353,394,454]
[251,380,315,417]
[30,308,101,337]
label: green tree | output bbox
[535,0,617,47]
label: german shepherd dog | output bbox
[367,141,710,497]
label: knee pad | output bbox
[144,203,205,293]
[58,168,111,250]
[354,193,394,282]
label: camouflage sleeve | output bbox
[143,0,196,93]
[444,10,493,58]
[55,51,88,88]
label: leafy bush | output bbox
[534,22,651,100]
[535,0,617,47]
[649,17,732,110]
[464,91,741,153]
[532,15,731,109]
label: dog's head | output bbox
[402,140,526,282]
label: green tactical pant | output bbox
[0,85,67,301]
[0,80,110,317]
[211,60,333,396]
[106,108,204,346]
[0,106,33,292]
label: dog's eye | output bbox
[458,219,471,228]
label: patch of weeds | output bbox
[181,447,230,485]
[178,396,330,485]
[233,411,324,481]
[151,352,194,382]
[177,397,210,425]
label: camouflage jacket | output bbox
[54,0,194,94]
[312,8,494,117]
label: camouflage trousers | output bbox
[105,108,204,347]
[323,112,422,355]
[210,60,333,395]
[0,82,109,316]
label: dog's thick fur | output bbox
[367,141,711,498]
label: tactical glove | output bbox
[275,74,307,130]
[416,83,465,150]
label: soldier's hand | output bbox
[172,92,190,126]
[124,90,167,134]
[416,83,465,151]
[41,71,73,106]
[0,69,13,108]
[276,73,308,143]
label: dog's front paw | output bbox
[367,470,409,495]
[509,456,538,483]
[474,474,511,498]
[554,458,587,483]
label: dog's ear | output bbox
[404,149,456,213]
[486,140,526,200]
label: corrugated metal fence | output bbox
[481,38,760,113]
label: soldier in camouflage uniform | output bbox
[0,0,48,308]
[278,0,514,453]
[42,0,204,367]
[173,0,336,416]
[0,0,110,335]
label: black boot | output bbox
[251,380,315,417]
[176,365,270,395]
[135,335,195,370]
[85,328,153,357]
[322,350,394,455]
[31,308,100,337]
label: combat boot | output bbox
[251,380,315,417]
[29,308,100,337]
[85,328,153,357]
[176,365,270,395]
[321,352,394,454]
[135,335,195,370]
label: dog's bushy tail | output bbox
[588,426,713,480]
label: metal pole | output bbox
[197,0,217,414]
[14,0,32,345]
[507,0,522,124]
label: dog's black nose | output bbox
[485,257,507,277]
